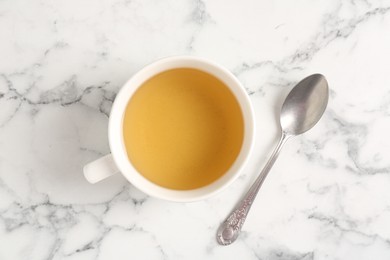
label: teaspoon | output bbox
[217,74,329,245]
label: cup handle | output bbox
[83,154,120,183]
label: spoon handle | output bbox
[216,132,290,245]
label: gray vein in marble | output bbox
[187,0,213,51]
[350,0,372,8]
[241,237,314,260]
[226,5,390,98]
[0,176,21,201]
[308,212,390,247]
[291,108,390,176]
[67,241,94,256]
[191,0,210,26]
[43,42,70,58]
[297,137,338,169]
[46,237,62,260]
[0,72,116,125]
[4,100,23,127]
[233,61,292,77]
[0,39,115,132]
[270,251,314,260]
[79,147,105,157]
[76,226,111,258]
[0,172,111,239]
[231,61,299,96]
[289,6,390,64]
[328,110,390,175]
[306,183,335,196]
[0,181,163,259]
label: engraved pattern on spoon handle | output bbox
[217,132,290,245]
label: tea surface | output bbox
[123,68,244,190]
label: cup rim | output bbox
[108,56,255,202]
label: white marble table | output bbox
[1,0,390,259]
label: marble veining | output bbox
[1,0,390,259]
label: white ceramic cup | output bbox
[83,56,255,202]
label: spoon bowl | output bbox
[281,74,328,135]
